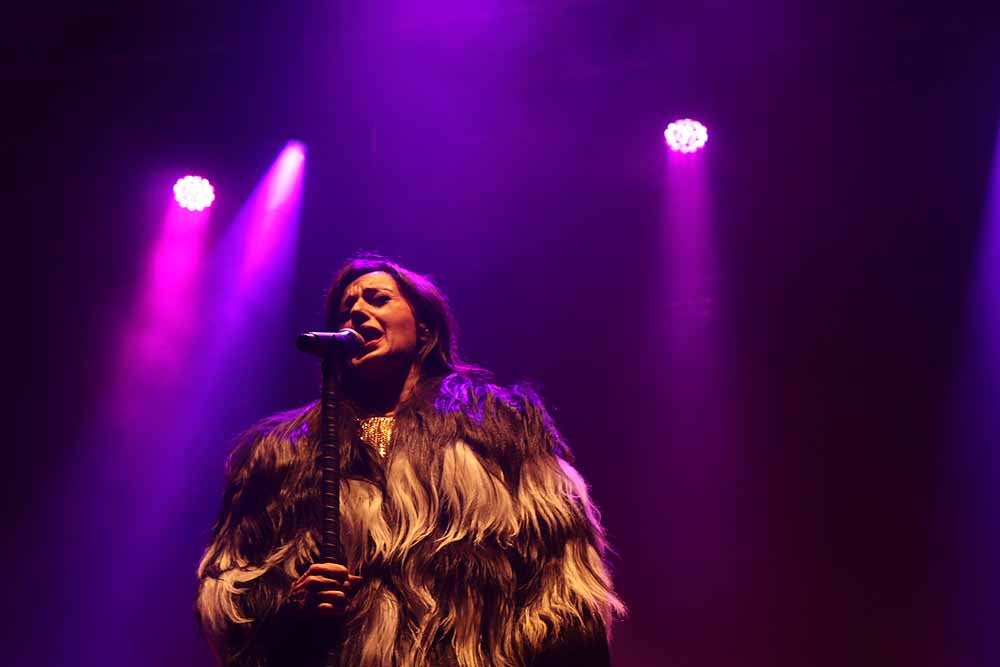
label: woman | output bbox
[196,255,625,666]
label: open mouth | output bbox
[357,325,383,348]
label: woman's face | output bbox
[336,271,422,379]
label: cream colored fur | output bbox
[196,439,624,666]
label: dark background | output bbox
[7,2,1000,666]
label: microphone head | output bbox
[295,332,314,353]
[296,329,364,357]
[338,328,364,352]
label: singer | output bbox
[195,255,625,666]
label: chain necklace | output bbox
[358,416,395,458]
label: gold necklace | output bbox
[358,416,395,458]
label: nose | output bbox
[349,302,371,328]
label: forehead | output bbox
[340,271,399,300]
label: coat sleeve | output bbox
[194,415,323,666]
[195,563,313,667]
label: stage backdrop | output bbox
[9,2,1000,666]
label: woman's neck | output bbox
[347,362,421,417]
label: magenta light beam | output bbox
[66,147,308,666]
[73,193,214,666]
[109,202,211,431]
[650,129,760,633]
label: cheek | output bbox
[398,322,418,345]
[384,310,418,343]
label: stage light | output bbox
[173,175,216,211]
[664,119,708,154]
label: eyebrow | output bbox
[340,286,394,308]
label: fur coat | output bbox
[195,373,625,666]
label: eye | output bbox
[373,293,391,306]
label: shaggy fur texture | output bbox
[196,373,625,666]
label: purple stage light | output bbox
[664,119,709,154]
[173,175,216,211]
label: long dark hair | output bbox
[201,256,491,574]
[318,254,491,483]
[323,253,485,382]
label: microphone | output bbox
[296,328,364,358]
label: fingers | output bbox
[296,574,363,593]
[314,590,349,618]
[304,562,350,580]
[296,563,363,588]
[300,575,353,592]
[288,563,364,619]
[316,589,348,604]
[288,586,350,616]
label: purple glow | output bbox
[265,141,306,211]
[949,120,1000,666]
[239,141,307,291]
[664,119,709,154]
[173,175,216,211]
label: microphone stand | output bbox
[319,353,345,667]
[296,328,361,667]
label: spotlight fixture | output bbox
[173,175,216,211]
[664,119,708,154]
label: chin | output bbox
[350,352,396,376]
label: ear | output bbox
[417,323,431,342]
